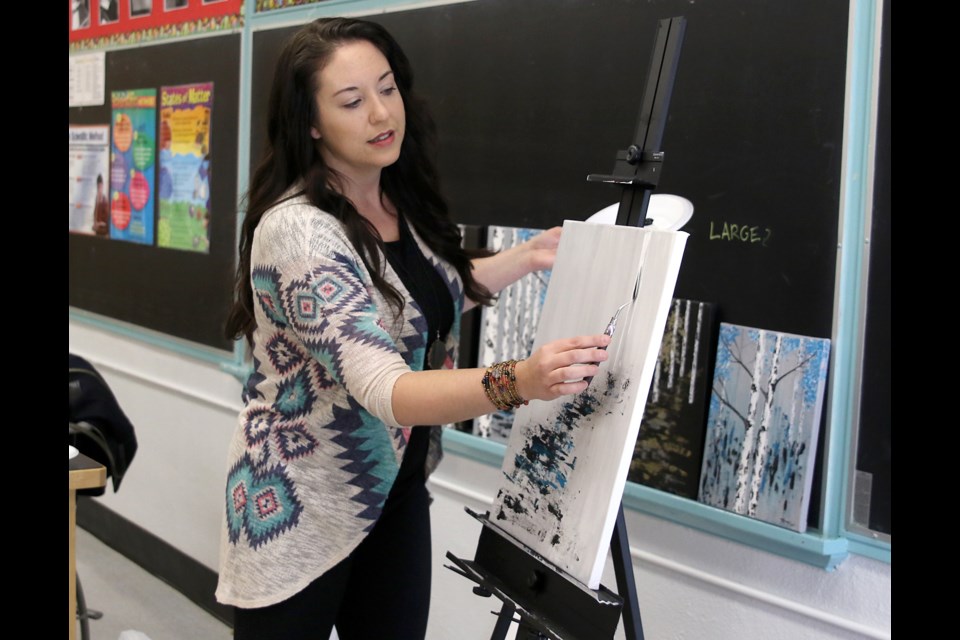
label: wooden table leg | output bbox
[69,488,77,640]
[69,453,106,640]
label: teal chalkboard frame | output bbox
[842,0,890,550]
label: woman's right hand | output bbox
[513,334,611,402]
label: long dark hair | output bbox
[225,17,494,344]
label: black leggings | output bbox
[233,481,432,640]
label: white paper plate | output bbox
[70,445,79,460]
[586,194,694,230]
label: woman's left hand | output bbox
[466,225,563,312]
[524,226,562,272]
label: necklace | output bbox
[383,217,452,371]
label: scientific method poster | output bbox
[157,82,213,253]
[69,125,110,235]
[110,89,157,245]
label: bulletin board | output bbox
[69,0,243,46]
[68,34,240,352]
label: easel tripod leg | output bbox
[490,600,517,640]
[612,505,644,640]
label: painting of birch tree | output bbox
[473,226,552,442]
[698,323,831,532]
[628,299,716,499]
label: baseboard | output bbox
[76,496,234,628]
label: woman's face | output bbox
[312,39,406,182]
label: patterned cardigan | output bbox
[215,193,464,608]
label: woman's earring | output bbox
[310,126,322,140]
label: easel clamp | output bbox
[586,148,664,188]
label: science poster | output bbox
[69,125,110,236]
[109,88,157,245]
[157,82,213,253]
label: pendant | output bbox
[428,338,446,370]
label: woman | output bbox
[216,17,610,639]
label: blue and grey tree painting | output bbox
[698,323,830,532]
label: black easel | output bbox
[446,16,686,640]
[587,16,686,229]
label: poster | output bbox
[71,0,90,30]
[69,125,110,236]
[157,82,213,253]
[109,89,157,245]
[69,51,105,107]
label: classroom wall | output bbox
[69,0,889,636]
[68,319,891,640]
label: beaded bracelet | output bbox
[481,363,505,410]
[482,359,529,411]
[482,362,511,410]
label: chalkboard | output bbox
[69,34,240,352]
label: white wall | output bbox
[69,320,891,640]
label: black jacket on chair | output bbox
[69,354,138,495]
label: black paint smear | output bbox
[547,501,563,521]
[617,374,631,394]
[506,372,631,528]
[497,493,528,521]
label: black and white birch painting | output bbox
[628,299,716,499]
[490,221,688,589]
[698,323,831,532]
[473,226,552,442]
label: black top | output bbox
[381,217,454,504]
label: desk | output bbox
[70,451,106,640]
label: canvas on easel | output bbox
[697,323,831,532]
[489,220,687,590]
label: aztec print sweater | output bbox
[215,193,464,608]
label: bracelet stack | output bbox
[482,359,529,411]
